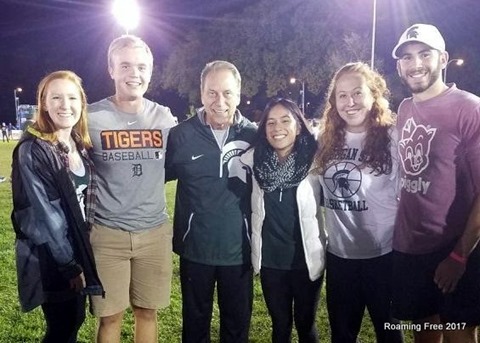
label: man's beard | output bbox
[401,62,442,94]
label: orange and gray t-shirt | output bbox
[88,97,177,231]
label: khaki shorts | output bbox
[90,223,173,317]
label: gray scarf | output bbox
[253,133,316,192]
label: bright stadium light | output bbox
[113,0,140,34]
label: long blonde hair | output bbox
[34,70,92,148]
[315,62,394,175]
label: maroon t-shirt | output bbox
[394,85,480,254]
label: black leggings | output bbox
[261,267,323,343]
[326,252,403,343]
[41,294,86,343]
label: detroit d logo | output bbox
[132,164,143,177]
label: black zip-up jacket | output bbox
[11,129,104,312]
[165,110,257,266]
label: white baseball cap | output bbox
[392,24,445,59]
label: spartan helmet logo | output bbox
[406,26,420,39]
[323,162,362,198]
[222,141,250,183]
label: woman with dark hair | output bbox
[315,62,402,343]
[11,70,104,343]
[241,98,326,343]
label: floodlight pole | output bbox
[370,0,377,69]
[14,87,22,128]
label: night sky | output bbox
[1,0,479,124]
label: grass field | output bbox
[0,141,415,342]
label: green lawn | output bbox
[0,141,413,342]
